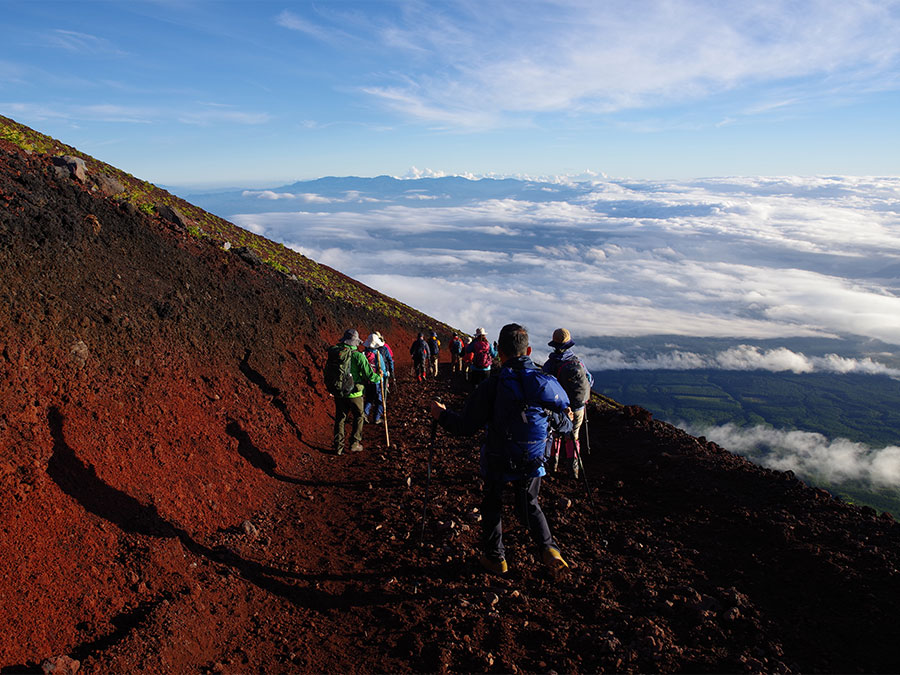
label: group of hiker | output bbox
[411,327,498,385]
[324,329,394,455]
[325,322,593,576]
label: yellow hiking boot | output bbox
[479,554,508,575]
[542,546,568,573]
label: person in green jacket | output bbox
[330,329,381,454]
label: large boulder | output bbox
[155,203,188,229]
[52,155,87,182]
[233,246,262,266]
[92,173,125,196]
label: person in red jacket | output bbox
[465,327,497,388]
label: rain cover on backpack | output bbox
[487,366,569,475]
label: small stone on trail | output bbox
[242,520,259,539]
[485,592,499,607]
[70,341,89,368]
[406,476,412,487]
[41,655,80,675]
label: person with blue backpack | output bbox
[410,332,430,382]
[431,323,572,576]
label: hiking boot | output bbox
[334,447,343,456]
[479,554,508,575]
[542,546,568,573]
[349,442,363,453]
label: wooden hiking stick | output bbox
[382,376,390,448]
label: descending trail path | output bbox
[12,363,900,674]
[64,366,616,674]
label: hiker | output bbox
[462,336,474,380]
[431,323,572,576]
[363,333,387,424]
[466,327,496,388]
[325,329,381,455]
[427,330,441,378]
[410,332,430,382]
[542,328,594,478]
[449,334,465,373]
[373,331,395,394]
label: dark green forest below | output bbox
[594,370,900,516]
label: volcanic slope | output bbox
[2,127,900,673]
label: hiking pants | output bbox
[364,381,383,422]
[430,355,439,377]
[481,476,554,560]
[572,406,585,442]
[470,368,490,389]
[333,396,364,451]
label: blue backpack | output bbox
[486,365,569,475]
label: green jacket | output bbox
[339,344,380,398]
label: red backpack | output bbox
[471,338,492,368]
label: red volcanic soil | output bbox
[2,138,900,673]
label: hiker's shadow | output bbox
[225,419,303,484]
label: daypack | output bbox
[471,339,492,369]
[428,337,440,356]
[545,352,592,405]
[487,366,567,475]
[411,339,429,362]
[324,345,355,396]
[450,337,464,355]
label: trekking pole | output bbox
[418,419,439,545]
[381,377,390,448]
[582,411,591,456]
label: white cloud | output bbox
[581,345,900,378]
[690,423,900,489]
[45,29,126,56]
[362,1,900,128]
[224,174,900,347]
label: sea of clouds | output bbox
[578,344,900,378]
[226,174,900,349]
[686,423,900,491]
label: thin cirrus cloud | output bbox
[351,0,900,128]
[44,29,127,56]
[225,174,900,346]
[0,101,269,126]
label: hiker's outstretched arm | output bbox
[434,378,495,437]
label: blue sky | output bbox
[3,0,900,187]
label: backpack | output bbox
[451,337,464,355]
[412,339,429,362]
[471,339,492,369]
[324,345,355,396]
[545,352,592,405]
[487,367,566,475]
[428,337,440,356]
